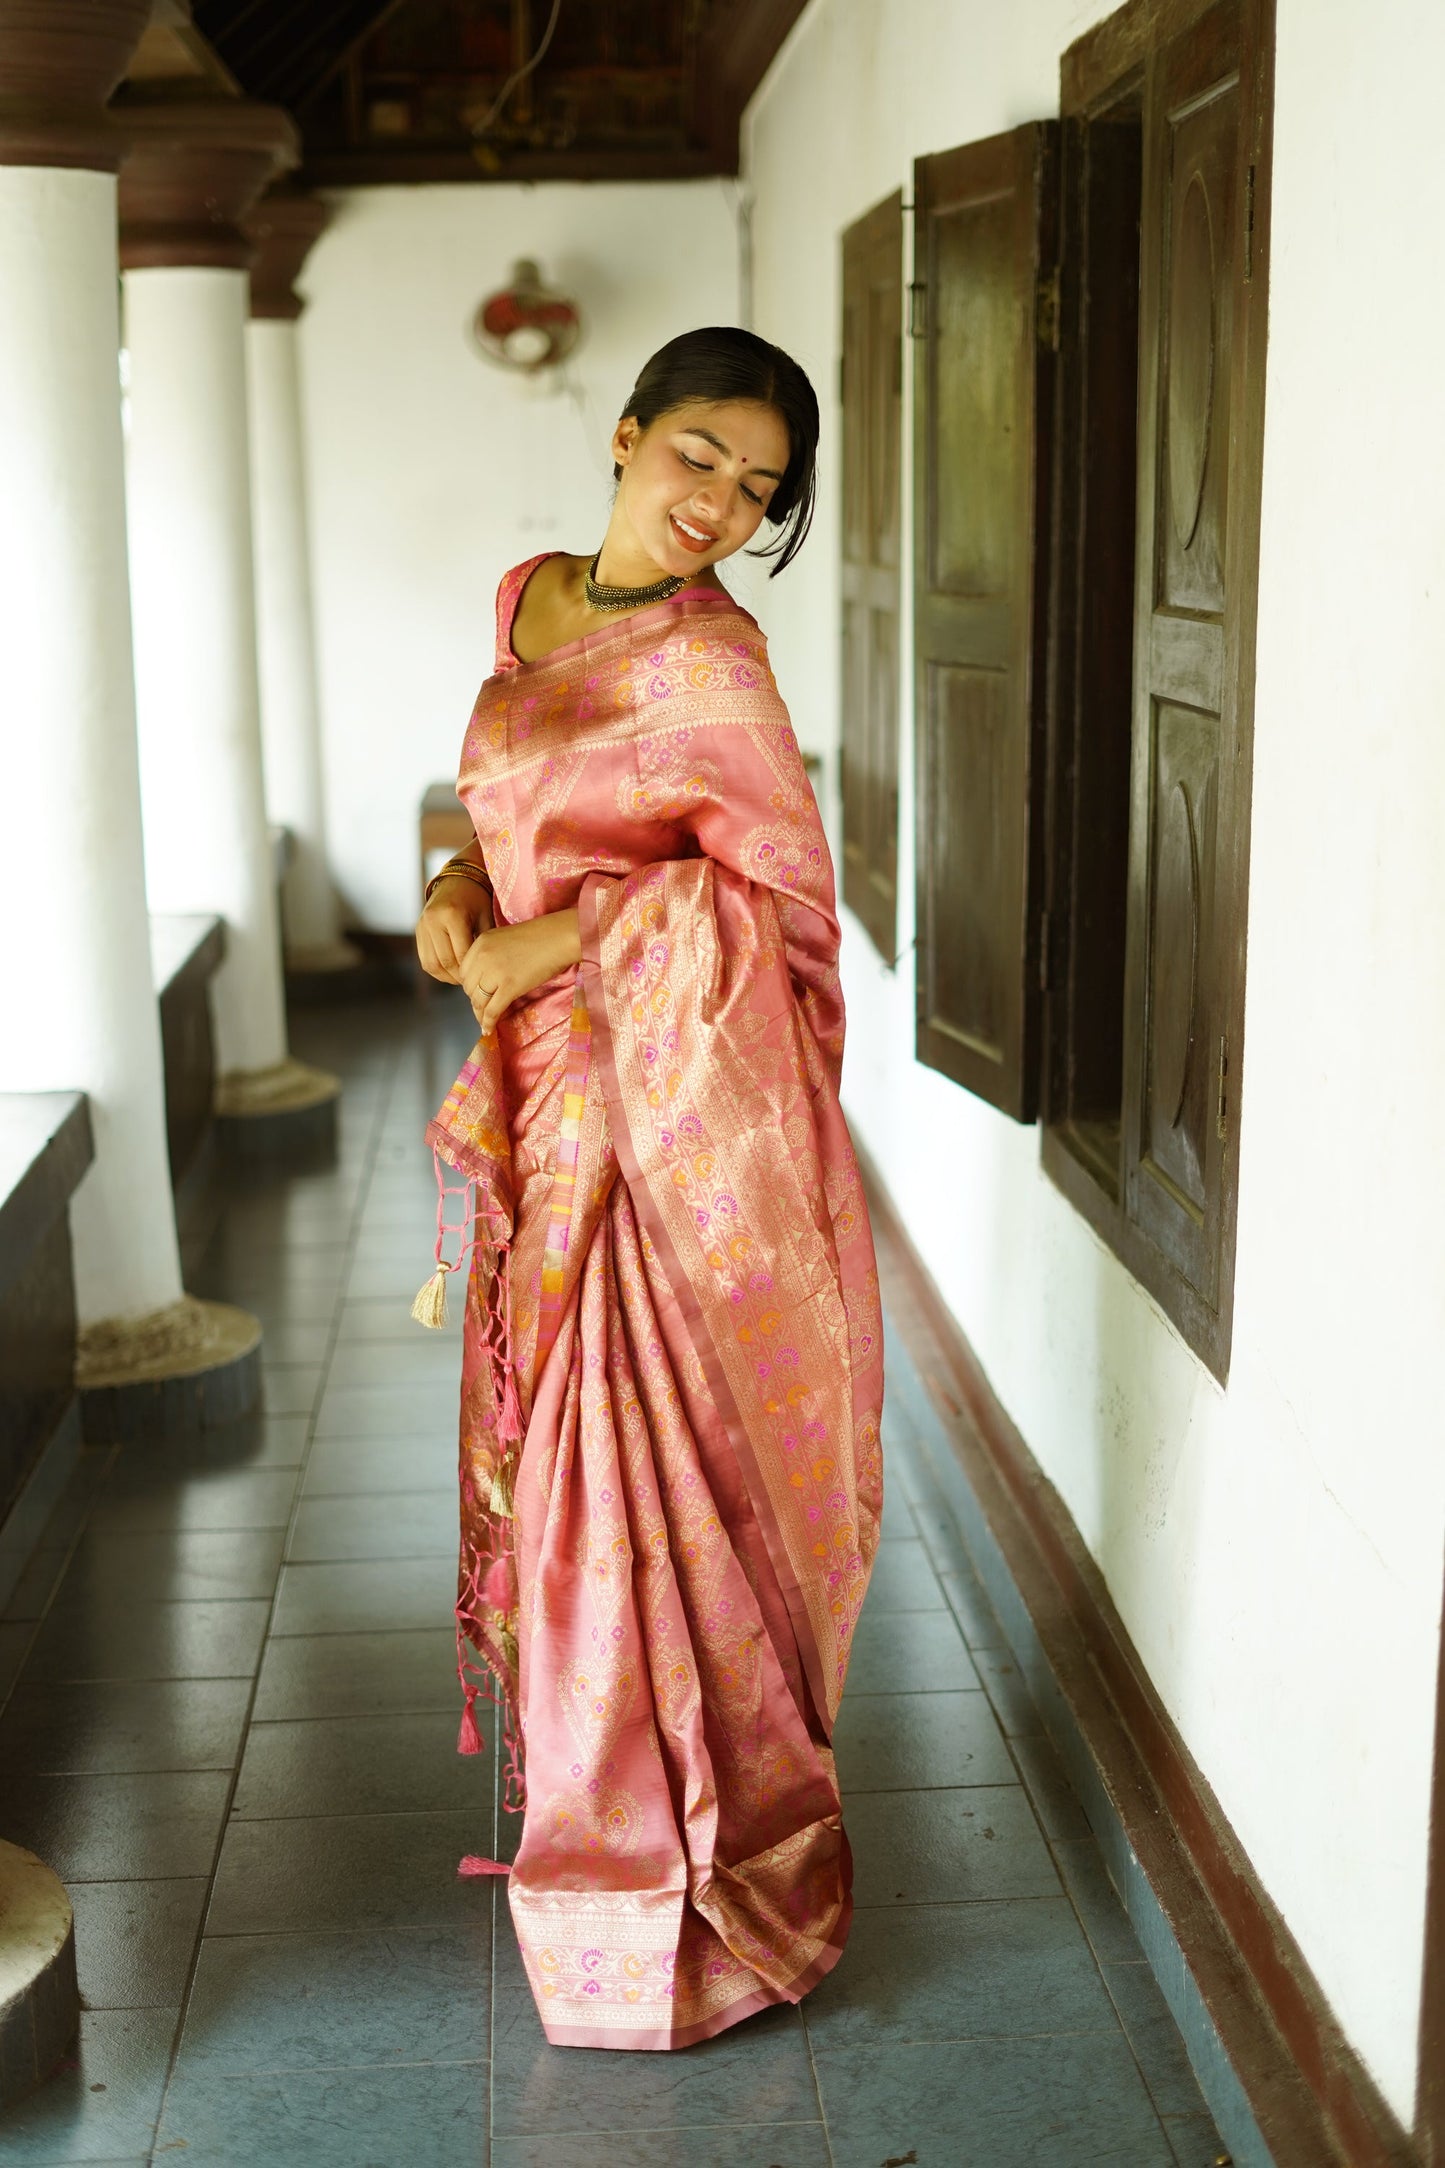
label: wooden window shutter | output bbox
[913,125,1059,1118]
[840,191,904,960]
[1121,0,1267,1355]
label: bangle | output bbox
[424,856,492,907]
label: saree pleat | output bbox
[427,567,883,2050]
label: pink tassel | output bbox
[458,1855,510,1877]
[498,1364,523,1442]
[457,1686,485,1756]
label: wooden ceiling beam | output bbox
[692,0,810,171]
[299,143,718,187]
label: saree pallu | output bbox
[427,578,884,2050]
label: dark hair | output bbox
[613,325,819,577]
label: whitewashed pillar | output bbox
[119,101,339,1133]
[0,0,180,1331]
[246,192,357,974]
[0,12,261,1426]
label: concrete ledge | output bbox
[0,1842,77,2112]
[0,1095,91,1611]
[0,1402,79,1616]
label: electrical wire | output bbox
[471,0,565,138]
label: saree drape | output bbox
[426,559,885,2050]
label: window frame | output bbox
[1040,0,1276,1381]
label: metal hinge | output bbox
[1215,1034,1229,1141]
[1036,267,1061,351]
[1244,164,1256,283]
[908,281,928,339]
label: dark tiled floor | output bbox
[0,994,1228,2167]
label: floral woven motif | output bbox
[429,567,884,2050]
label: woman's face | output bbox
[610,399,792,577]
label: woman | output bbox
[413,326,884,2052]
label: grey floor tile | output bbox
[24,1597,270,1683]
[175,1922,490,2074]
[835,1690,1013,1793]
[938,1566,1009,1651]
[861,1538,946,1611]
[1052,1837,1148,1963]
[286,1489,457,1563]
[846,1607,981,1695]
[337,1296,462,1346]
[494,2127,832,2168]
[271,1556,456,1636]
[253,1627,460,1721]
[301,1432,456,1498]
[494,1964,817,2136]
[805,1896,1118,2046]
[258,1364,326,1416]
[70,1878,210,2009]
[240,1318,333,1366]
[1105,1962,1214,2118]
[1009,1729,1092,1839]
[0,2006,176,2162]
[877,1480,917,1540]
[156,2059,486,2168]
[312,1381,461,1439]
[0,1617,35,1695]
[2,1544,69,1622]
[233,1710,487,1818]
[344,1259,448,1304]
[222,1288,340,1332]
[972,1646,1048,1737]
[198,1248,347,1294]
[0,1678,251,1774]
[324,1339,464,1393]
[89,1465,300,1533]
[60,1527,284,1605]
[210,1229,351,1267]
[815,2032,1176,2167]
[1164,2110,1231,2166]
[112,1412,313,1475]
[847,1785,1060,1907]
[207,1809,491,1935]
[0,1768,230,1880]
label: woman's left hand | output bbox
[458,909,582,1036]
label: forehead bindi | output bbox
[679,415,786,482]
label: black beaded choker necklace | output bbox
[584,550,687,613]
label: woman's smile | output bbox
[669,511,718,552]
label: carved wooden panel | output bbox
[918,662,1007,1064]
[1143,700,1218,1222]
[1118,0,1268,1366]
[1158,76,1237,615]
[840,190,903,960]
[914,124,1058,1115]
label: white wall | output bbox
[297,180,744,931]
[745,0,1445,2128]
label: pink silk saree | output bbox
[426,555,885,2050]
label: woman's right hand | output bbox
[415,876,494,984]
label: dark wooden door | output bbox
[1122,0,1260,1315]
[913,124,1058,1118]
[840,191,904,960]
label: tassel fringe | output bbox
[456,1686,485,1756]
[457,1855,510,1877]
[410,1264,450,1330]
